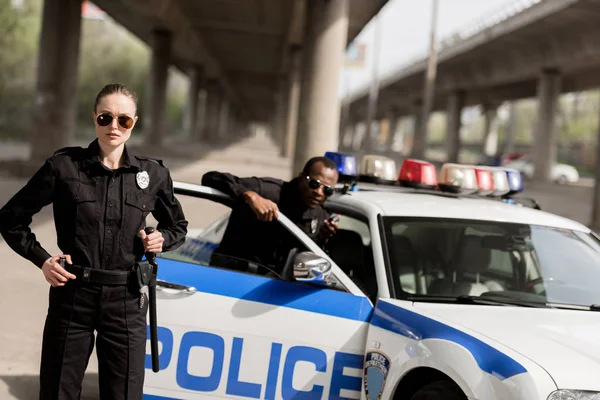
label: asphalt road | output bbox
[0,133,594,398]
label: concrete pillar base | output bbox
[183,66,204,140]
[30,0,82,161]
[282,47,302,158]
[446,91,466,163]
[410,99,425,159]
[147,29,172,146]
[204,79,222,142]
[533,69,561,182]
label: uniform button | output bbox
[104,255,109,260]
[107,229,112,234]
[75,196,79,201]
[142,204,146,209]
[109,203,113,207]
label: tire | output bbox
[409,380,466,400]
[556,175,568,185]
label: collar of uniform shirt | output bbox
[81,138,141,172]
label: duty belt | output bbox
[65,264,131,286]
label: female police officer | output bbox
[0,83,188,399]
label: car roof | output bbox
[328,189,590,232]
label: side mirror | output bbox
[281,249,332,286]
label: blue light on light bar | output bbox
[505,168,524,193]
[324,152,357,179]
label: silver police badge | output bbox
[311,218,318,234]
[364,351,391,400]
[136,171,150,190]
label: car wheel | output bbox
[556,175,568,185]
[409,380,466,400]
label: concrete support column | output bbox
[282,47,302,158]
[533,69,561,182]
[446,91,465,163]
[272,77,288,148]
[183,66,205,140]
[411,105,428,159]
[219,100,229,139]
[204,80,222,142]
[196,89,207,141]
[293,0,349,174]
[411,99,424,157]
[30,0,82,161]
[481,104,499,156]
[147,29,172,146]
[503,102,517,155]
[385,109,399,149]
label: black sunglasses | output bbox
[305,176,334,197]
[96,113,135,129]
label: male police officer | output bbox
[201,156,339,274]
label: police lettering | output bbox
[146,326,363,399]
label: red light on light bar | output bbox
[474,168,494,195]
[398,159,438,189]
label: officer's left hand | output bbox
[319,219,339,245]
[139,229,164,253]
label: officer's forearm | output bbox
[159,223,187,252]
[202,171,261,199]
[1,227,51,269]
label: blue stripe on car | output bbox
[370,300,528,380]
[155,258,373,322]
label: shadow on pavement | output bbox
[0,373,99,400]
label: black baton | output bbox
[144,226,160,373]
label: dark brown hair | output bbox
[94,83,138,112]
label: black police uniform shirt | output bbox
[201,171,329,266]
[0,139,188,271]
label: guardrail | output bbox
[347,0,547,99]
[439,0,543,48]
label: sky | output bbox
[340,0,523,98]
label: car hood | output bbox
[413,303,600,391]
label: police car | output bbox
[143,154,600,400]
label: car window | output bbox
[325,213,378,300]
[382,217,600,307]
[155,195,310,279]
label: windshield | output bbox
[382,217,600,308]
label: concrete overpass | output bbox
[30,0,387,174]
[345,0,600,181]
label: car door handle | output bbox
[156,279,197,294]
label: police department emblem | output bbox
[364,351,391,400]
[311,218,318,234]
[136,171,149,189]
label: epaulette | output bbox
[53,146,84,157]
[135,155,164,167]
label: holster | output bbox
[133,260,154,289]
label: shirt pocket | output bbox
[122,191,156,246]
[62,180,98,238]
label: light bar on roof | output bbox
[474,167,494,196]
[504,167,524,194]
[324,152,357,183]
[358,155,398,184]
[478,166,510,196]
[438,163,478,194]
[398,159,438,190]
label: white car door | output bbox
[143,182,373,400]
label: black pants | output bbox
[39,280,147,400]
